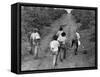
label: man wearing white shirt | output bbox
[71,32,80,55]
[57,32,67,61]
[50,35,60,68]
[30,29,41,58]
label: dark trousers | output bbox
[71,39,78,55]
[59,44,66,61]
[29,40,34,55]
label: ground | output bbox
[21,13,95,71]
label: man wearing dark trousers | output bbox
[71,32,80,55]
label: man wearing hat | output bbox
[30,28,41,59]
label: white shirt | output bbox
[50,40,60,52]
[56,31,63,36]
[30,32,40,41]
[57,35,67,44]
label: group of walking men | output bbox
[30,26,80,68]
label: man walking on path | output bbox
[30,29,41,59]
[50,35,60,68]
[57,32,67,62]
[71,31,80,55]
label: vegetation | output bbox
[71,9,96,42]
[21,6,67,56]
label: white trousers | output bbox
[34,45,38,56]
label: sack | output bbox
[78,40,81,46]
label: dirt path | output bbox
[21,14,94,71]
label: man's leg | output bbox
[34,45,38,58]
[31,44,35,55]
[31,41,36,55]
[75,41,78,55]
[53,53,58,68]
[35,39,40,58]
[63,47,66,59]
[29,44,33,55]
[71,40,74,47]
[59,48,63,62]
[59,47,61,62]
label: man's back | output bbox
[31,32,40,40]
[50,40,60,52]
